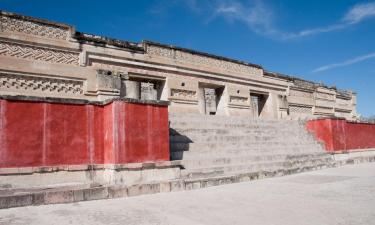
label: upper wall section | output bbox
[0,11,73,41]
[0,11,358,120]
[143,41,263,79]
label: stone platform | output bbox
[1,152,374,209]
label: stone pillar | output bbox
[204,88,217,115]
[278,95,289,119]
[119,73,129,98]
[125,81,140,99]
[141,82,157,100]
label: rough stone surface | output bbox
[0,163,374,225]
[169,113,334,179]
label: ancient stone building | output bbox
[1,11,375,209]
[0,11,357,120]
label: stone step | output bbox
[169,134,315,143]
[171,148,328,161]
[170,127,312,135]
[181,157,332,179]
[180,153,331,169]
[170,142,323,152]
[170,122,304,130]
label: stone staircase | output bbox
[169,113,334,179]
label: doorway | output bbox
[250,93,267,118]
[198,84,224,115]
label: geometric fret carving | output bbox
[289,105,312,114]
[0,42,79,65]
[0,14,69,40]
[170,88,197,99]
[230,96,248,104]
[147,45,262,76]
[0,73,84,96]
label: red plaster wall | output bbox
[306,119,375,152]
[0,99,169,168]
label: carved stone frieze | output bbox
[0,42,79,65]
[230,96,249,104]
[0,73,84,96]
[0,14,69,40]
[289,105,312,114]
[147,45,261,76]
[170,88,197,99]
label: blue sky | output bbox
[1,0,374,116]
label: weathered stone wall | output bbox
[0,11,357,120]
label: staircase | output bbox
[169,113,333,179]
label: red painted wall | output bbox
[0,99,169,168]
[306,119,375,152]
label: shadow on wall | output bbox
[169,127,193,161]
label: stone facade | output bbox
[0,11,357,120]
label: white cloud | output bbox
[213,1,277,37]
[312,52,375,73]
[212,1,375,40]
[343,2,375,24]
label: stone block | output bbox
[68,165,88,171]
[185,182,194,190]
[127,183,160,197]
[17,167,34,174]
[0,194,32,209]
[159,182,171,193]
[115,169,142,185]
[0,168,19,175]
[206,179,220,187]
[73,189,85,202]
[44,190,74,204]
[170,180,185,192]
[108,186,128,198]
[239,175,251,182]
[32,192,45,205]
[83,187,108,201]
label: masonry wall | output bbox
[306,119,375,152]
[0,11,358,121]
[0,99,169,168]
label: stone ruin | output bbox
[0,11,357,121]
[0,11,374,209]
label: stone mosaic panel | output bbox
[147,45,261,76]
[0,42,79,65]
[170,88,197,99]
[0,14,69,40]
[230,96,249,105]
[289,105,312,114]
[0,73,84,96]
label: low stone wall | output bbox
[0,96,170,168]
[306,118,375,152]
